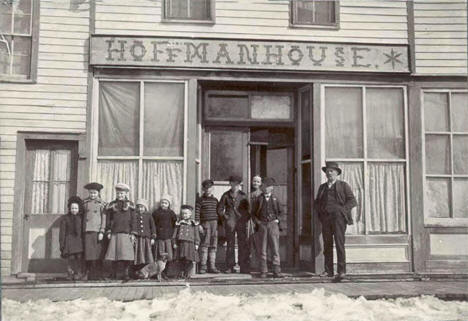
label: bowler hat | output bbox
[263,177,276,187]
[227,175,242,184]
[115,182,130,192]
[202,179,214,189]
[84,182,103,191]
[321,161,342,175]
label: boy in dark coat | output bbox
[251,177,284,278]
[59,196,85,280]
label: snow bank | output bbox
[3,288,468,321]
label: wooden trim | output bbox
[29,0,40,83]
[186,79,198,207]
[312,82,322,273]
[407,0,416,74]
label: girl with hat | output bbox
[59,196,85,280]
[82,182,107,280]
[152,194,178,265]
[104,183,137,281]
[133,198,157,277]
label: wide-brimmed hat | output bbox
[263,177,276,188]
[321,161,342,175]
[202,179,214,189]
[227,175,242,184]
[84,182,103,191]
[135,199,148,210]
[115,182,130,192]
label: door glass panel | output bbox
[210,130,244,181]
[301,89,311,160]
[425,178,450,218]
[451,93,468,132]
[144,82,184,156]
[425,134,451,174]
[251,95,291,119]
[266,148,288,237]
[50,150,71,214]
[453,135,468,174]
[31,150,50,214]
[206,94,249,119]
[302,162,311,235]
[424,92,449,132]
[325,87,363,158]
[453,179,468,218]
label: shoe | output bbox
[224,268,233,274]
[240,267,250,274]
[199,267,207,274]
[208,267,220,274]
[273,272,285,278]
[332,273,346,282]
[259,272,267,278]
[319,271,333,277]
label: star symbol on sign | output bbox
[383,49,403,69]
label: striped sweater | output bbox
[195,194,219,222]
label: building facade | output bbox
[0,0,467,276]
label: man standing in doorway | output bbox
[217,175,250,273]
[314,162,356,282]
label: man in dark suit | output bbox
[314,162,357,282]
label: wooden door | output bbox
[22,140,78,273]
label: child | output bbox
[217,175,250,274]
[152,195,177,264]
[195,179,220,274]
[250,177,284,278]
[59,196,85,281]
[82,182,107,280]
[248,175,263,271]
[133,199,157,274]
[173,205,200,280]
[104,183,137,281]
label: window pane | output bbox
[325,87,363,158]
[425,134,451,174]
[210,130,243,181]
[96,160,138,202]
[315,0,335,24]
[301,89,311,159]
[144,82,184,156]
[0,2,12,33]
[31,150,50,214]
[425,178,450,218]
[453,179,468,218]
[295,0,314,24]
[190,0,210,20]
[367,88,405,159]
[206,94,249,119]
[339,162,365,235]
[99,82,140,156]
[453,135,468,174]
[50,150,71,214]
[168,0,188,18]
[0,36,12,75]
[451,93,468,132]
[142,160,183,213]
[13,0,32,34]
[424,92,449,132]
[302,162,311,235]
[367,163,406,233]
[12,36,31,76]
[251,95,291,119]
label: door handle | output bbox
[24,214,30,221]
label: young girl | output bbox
[152,195,177,263]
[82,182,107,280]
[104,183,137,281]
[133,199,156,275]
[173,205,200,280]
[59,196,85,281]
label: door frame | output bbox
[11,132,86,275]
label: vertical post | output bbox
[313,82,323,273]
[186,78,198,208]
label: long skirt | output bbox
[105,233,134,261]
[134,236,154,265]
[84,231,106,261]
[176,240,198,262]
[154,239,174,261]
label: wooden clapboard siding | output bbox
[94,0,408,44]
[414,0,467,75]
[0,0,89,276]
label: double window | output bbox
[291,0,339,28]
[323,85,408,235]
[92,80,187,213]
[163,0,214,22]
[423,90,468,225]
[0,0,37,81]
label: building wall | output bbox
[0,0,89,276]
[95,0,408,44]
[414,0,467,75]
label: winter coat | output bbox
[152,208,177,240]
[83,197,107,233]
[105,200,137,235]
[314,180,357,225]
[135,211,157,238]
[59,214,84,257]
[217,190,250,221]
[173,219,200,245]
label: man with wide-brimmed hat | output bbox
[314,161,357,282]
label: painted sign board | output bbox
[90,36,409,73]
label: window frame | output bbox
[90,78,189,203]
[289,0,340,30]
[321,83,410,235]
[422,89,468,227]
[0,0,39,83]
[161,0,215,24]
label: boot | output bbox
[122,262,131,282]
[207,249,220,273]
[185,260,193,280]
[273,265,284,278]
[199,247,208,274]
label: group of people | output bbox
[59,161,356,282]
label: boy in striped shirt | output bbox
[196,179,220,274]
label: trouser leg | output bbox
[225,219,237,269]
[199,247,208,273]
[333,215,347,274]
[321,218,334,275]
[267,221,281,267]
[236,219,249,271]
[257,223,268,273]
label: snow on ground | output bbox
[3,288,468,321]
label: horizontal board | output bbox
[39,37,87,46]
[1,113,87,122]
[37,68,88,78]
[416,52,467,59]
[416,38,467,45]
[0,188,14,196]
[416,60,467,67]
[414,10,467,17]
[39,52,88,63]
[416,31,468,38]
[1,250,12,260]
[340,7,407,15]
[0,217,13,227]
[96,5,161,15]
[1,242,12,251]
[0,164,16,172]
[0,106,87,115]
[36,76,88,86]
[38,44,89,55]
[415,24,467,32]
[0,149,16,156]
[415,45,467,52]
[0,141,16,150]
[0,122,86,133]
[97,0,161,8]
[415,2,467,10]
[0,98,87,108]
[415,17,467,24]
[0,91,87,101]
[40,23,90,33]
[0,83,87,93]
[40,15,90,25]
[40,0,90,10]
[415,66,468,74]
[0,171,15,179]
[37,60,89,70]
[39,30,90,40]
[40,8,90,18]
[0,177,15,186]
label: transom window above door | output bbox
[163,0,214,23]
[290,0,339,28]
